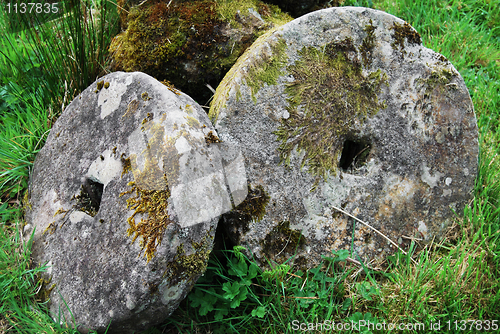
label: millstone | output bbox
[25,71,247,333]
[209,7,479,268]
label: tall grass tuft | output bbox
[0,0,119,199]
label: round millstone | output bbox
[209,7,479,269]
[25,71,247,333]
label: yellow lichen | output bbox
[120,123,180,262]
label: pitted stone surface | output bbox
[209,7,479,269]
[25,71,246,334]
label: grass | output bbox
[0,0,499,333]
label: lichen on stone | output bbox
[185,115,200,129]
[274,38,387,179]
[123,99,140,118]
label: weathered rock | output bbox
[25,71,247,333]
[109,0,292,104]
[210,7,479,269]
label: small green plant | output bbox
[188,246,261,321]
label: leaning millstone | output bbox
[24,71,247,334]
[209,7,479,269]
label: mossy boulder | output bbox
[210,7,479,269]
[109,0,292,104]
[25,72,247,333]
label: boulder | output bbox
[109,0,292,104]
[24,71,247,333]
[209,7,479,269]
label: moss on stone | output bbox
[121,153,132,177]
[35,275,55,303]
[109,0,291,103]
[72,180,102,217]
[165,242,212,286]
[204,130,222,145]
[119,122,180,262]
[229,184,269,222]
[274,38,387,179]
[22,189,32,211]
[391,21,421,56]
[417,65,455,97]
[245,37,288,102]
[208,27,284,122]
[161,80,181,95]
[96,80,104,92]
[223,184,270,242]
[360,19,376,67]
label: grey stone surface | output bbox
[209,7,479,269]
[25,71,246,333]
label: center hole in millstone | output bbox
[339,139,371,172]
[74,177,104,217]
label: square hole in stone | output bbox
[339,139,371,172]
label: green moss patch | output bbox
[245,37,288,102]
[229,184,269,222]
[360,19,376,66]
[274,38,387,179]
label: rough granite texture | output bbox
[25,72,246,333]
[209,7,479,269]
